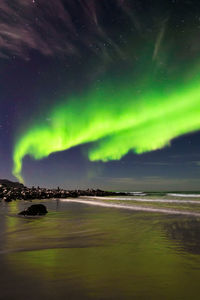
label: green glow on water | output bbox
[13,71,200,182]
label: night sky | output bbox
[1,0,200,191]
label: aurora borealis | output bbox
[13,69,200,183]
[1,0,200,189]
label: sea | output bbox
[1,192,200,300]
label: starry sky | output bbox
[1,0,200,191]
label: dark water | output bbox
[0,199,200,300]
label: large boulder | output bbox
[18,204,48,216]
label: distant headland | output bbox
[0,179,24,188]
[0,179,127,202]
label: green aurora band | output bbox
[13,72,200,183]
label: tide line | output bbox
[61,199,200,217]
[82,196,200,204]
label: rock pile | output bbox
[0,181,128,202]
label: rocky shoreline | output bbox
[0,179,128,202]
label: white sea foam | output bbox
[83,196,200,204]
[129,192,147,196]
[61,199,200,217]
[167,193,200,198]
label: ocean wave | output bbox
[83,196,200,204]
[60,199,200,217]
[167,193,200,198]
[128,192,147,196]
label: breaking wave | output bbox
[167,193,200,198]
[60,199,200,217]
[84,196,200,204]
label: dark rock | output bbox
[0,178,131,202]
[18,204,48,216]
